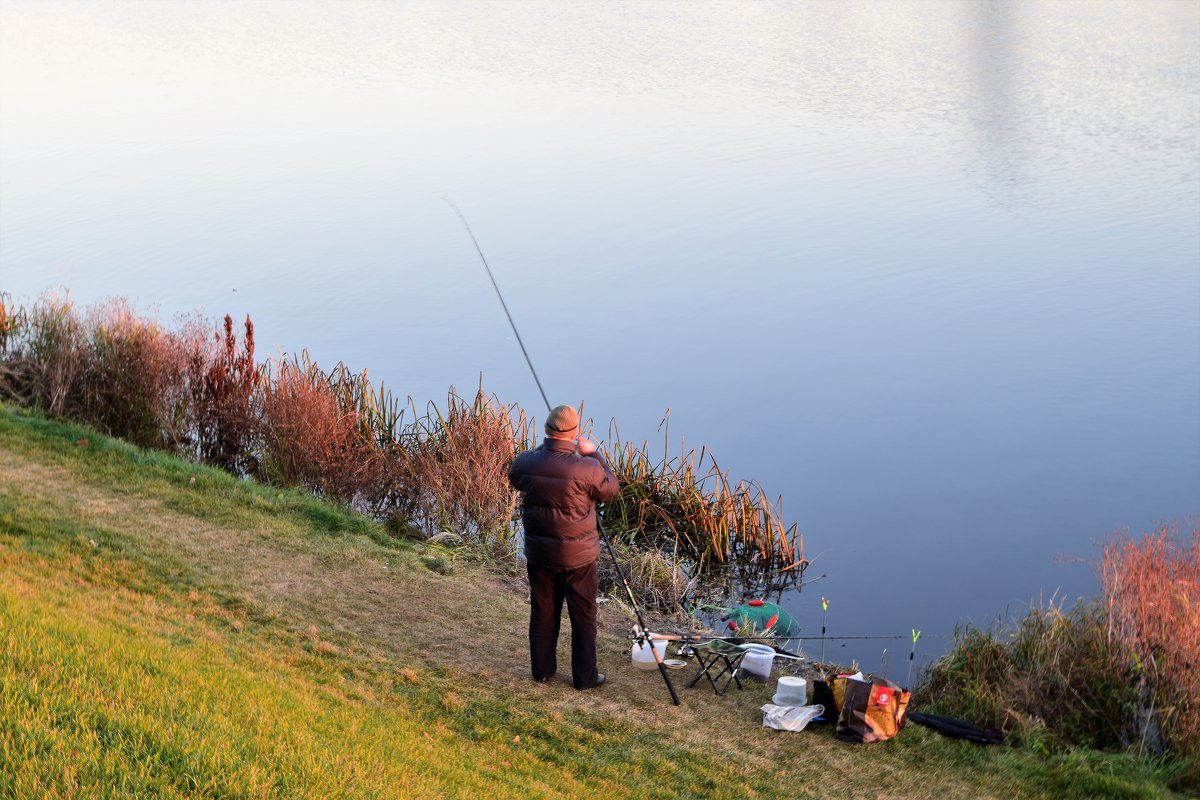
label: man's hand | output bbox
[576,437,598,456]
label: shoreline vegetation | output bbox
[0,291,805,610]
[1,289,1196,794]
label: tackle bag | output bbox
[830,674,910,744]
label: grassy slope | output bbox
[0,406,1183,799]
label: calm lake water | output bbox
[2,1,1197,673]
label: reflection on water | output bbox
[966,1,1030,207]
[1,0,1197,672]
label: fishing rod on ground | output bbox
[446,198,682,706]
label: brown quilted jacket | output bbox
[507,437,620,569]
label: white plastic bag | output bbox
[761,703,825,732]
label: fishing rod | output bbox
[640,633,943,644]
[447,199,682,705]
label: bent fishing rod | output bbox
[447,198,681,705]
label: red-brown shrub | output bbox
[1101,522,1200,765]
[79,300,191,449]
[189,314,262,474]
[0,294,12,353]
[260,358,381,505]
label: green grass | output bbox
[0,404,1187,799]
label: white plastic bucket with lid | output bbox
[631,637,668,670]
[740,643,775,681]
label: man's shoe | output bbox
[534,676,553,684]
[577,673,605,690]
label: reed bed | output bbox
[0,291,805,595]
[601,418,806,575]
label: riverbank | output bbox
[0,405,1182,799]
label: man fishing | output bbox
[508,404,620,690]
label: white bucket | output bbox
[773,676,808,705]
[631,637,668,670]
[740,643,775,682]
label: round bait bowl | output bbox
[739,643,776,682]
[631,637,668,670]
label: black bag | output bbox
[810,679,838,724]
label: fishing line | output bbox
[447,198,681,705]
[443,197,551,413]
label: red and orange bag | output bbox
[828,674,910,743]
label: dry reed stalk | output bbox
[0,294,32,404]
[0,294,11,353]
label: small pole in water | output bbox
[819,597,829,665]
[881,648,889,680]
[907,629,921,688]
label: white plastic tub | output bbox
[740,643,775,681]
[773,675,808,705]
[631,637,668,670]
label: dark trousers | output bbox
[527,560,600,689]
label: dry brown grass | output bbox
[597,537,701,614]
